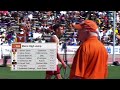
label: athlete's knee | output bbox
[56,74,62,79]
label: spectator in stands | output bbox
[68,33,77,46]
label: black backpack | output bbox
[112,61,120,66]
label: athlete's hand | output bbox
[62,63,67,69]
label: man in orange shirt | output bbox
[70,20,108,79]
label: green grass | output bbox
[0,65,120,79]
[108,66,120,79]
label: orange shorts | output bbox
[46,65,60,75]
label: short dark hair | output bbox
[52,24,63,31]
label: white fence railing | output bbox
[58,46,120,55]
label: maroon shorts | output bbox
[46,65,60,75]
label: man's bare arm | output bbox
[50,36,67,68]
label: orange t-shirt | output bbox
[70,36,108,79]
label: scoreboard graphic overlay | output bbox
[11,43,57,71]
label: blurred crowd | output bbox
[0,11,120,46]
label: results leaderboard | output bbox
[11,43,57,71]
